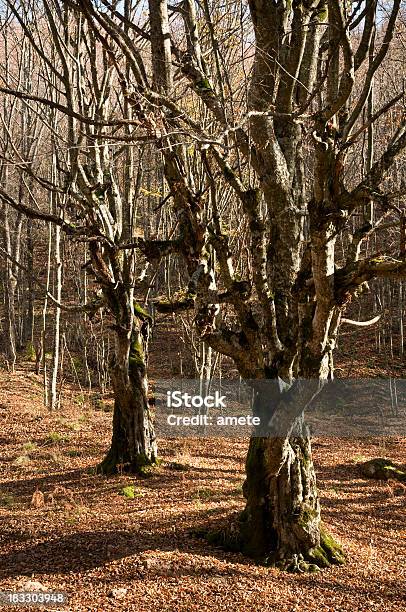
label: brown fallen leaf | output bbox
[386,478,406,496]
[109,587,128,599]
[30,488,45,508]
[22,580,46,592]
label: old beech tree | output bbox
[0,0,158,473]
[2,0,406,570]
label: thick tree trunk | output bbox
[239,433,344,571]
[219,388,345,571]
[98,329,157,475]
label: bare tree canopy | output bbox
[0,0,405,573]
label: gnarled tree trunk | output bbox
[94,254,157,475]
[222,382,345,571]
[99,326,157,474]
[240,431,344,571]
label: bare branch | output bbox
[341,314,382,327]
[0,86,142,128]
[0,245,104,314]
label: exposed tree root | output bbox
[205,518,345,573]
[97,448,157,476]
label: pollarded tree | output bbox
[73,0,406,569]
[5,0,406,569]
[0,0,161,473]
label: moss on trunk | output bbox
[208,432,345,572]
[98,330,157,475]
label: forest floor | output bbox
[0,366,405,612]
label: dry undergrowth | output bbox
[0,367,405,611]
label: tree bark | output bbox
[98,280,157,475]
[224,388,345,571]
[239,432,344,571]
[1,202,18,371]
[99,329,157,474]
[22,217,34,347]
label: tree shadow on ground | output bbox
[0,520,405,609]
[1,450,405,586]
[0,520,249,580]
[0,463,243,510]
